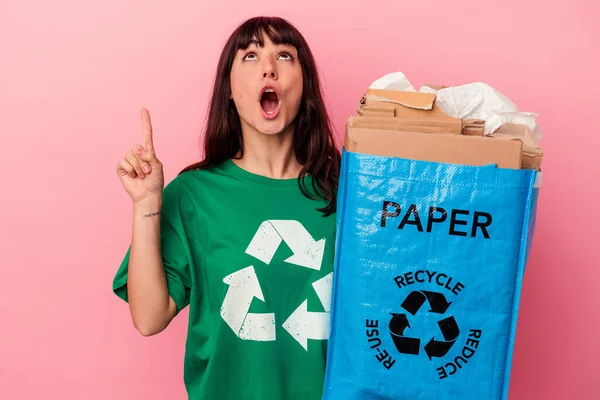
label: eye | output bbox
[242,52,257,61]
[279,52,294,61]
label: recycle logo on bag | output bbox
[389,291,459,359]
[365,269,484,380]
[219,220,332,351]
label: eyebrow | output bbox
[246,39,296,52]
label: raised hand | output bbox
[116,108,165,203]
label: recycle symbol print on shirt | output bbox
[219,220,332,351]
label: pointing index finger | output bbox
[141,108,154,149]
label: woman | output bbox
[113,16,340,399]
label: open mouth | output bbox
[259,87,281,119]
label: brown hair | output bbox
[179,16,340,216]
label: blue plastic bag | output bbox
[323,149,539,400]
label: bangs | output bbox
[234,17,302,50]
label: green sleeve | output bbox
[112,177,192,313]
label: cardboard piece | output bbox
[462,119,486,136]
[361,88,463,134]
[349,116,462,135]
[357,103,396,118]
[365,88,436,110]
[491,123,543,170]
[344,122,523,169]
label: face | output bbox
[229,32,303,137]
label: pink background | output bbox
[1,0,599,399]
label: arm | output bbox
[116,108,177,336]
[127,194,178,336]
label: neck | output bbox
[233,123,302,179]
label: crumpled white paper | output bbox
[369,72,542,142]
[369,71,417,92]
[420,83,540,139]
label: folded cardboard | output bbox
[360,88,463,134]
[357,103,396,118]
[491,123,543,171]
[349,116,462,135]
[365,88,437,110]
[364,88,460,119]
[462,119,486,136]
[344,122,523,169]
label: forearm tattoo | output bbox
[142,211,161,218]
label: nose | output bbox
[262,59,278,80]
